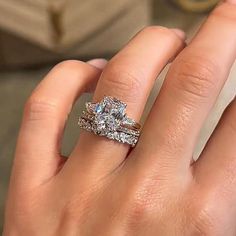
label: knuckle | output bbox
[103,62,143,101]
[185,194,218,236]
[172,55,219,102]
[125,198,152,227]
[24,97,59,122]
[121,185,157,228]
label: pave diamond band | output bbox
[78,96,141,147]
[78,117,139,146]
[81,112,140,137]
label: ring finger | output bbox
[65,26,186,177]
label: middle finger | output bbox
[135,2,236,177]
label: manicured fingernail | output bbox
[225,0,236,4]
[87,58,108,69]
[170,28,186,41]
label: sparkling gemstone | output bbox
[95,104,103,114]
[101,97,126,119]
[106,116,120,131]
[88,97,131,136]
[122,117,135,126]
[85,102,91,110]
[127,136,134,145]
[94,114,120,132]
[111,107,125,119]
[92,123,98,133]
[107,132,114,139]
[95,114,106,131]
[119,133,126,143]
[113,132,119,140]
[103,96,114,105]
[86,102,96,113]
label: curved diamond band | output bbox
[78,117,139,146]
[78,96,141,147]
[81,111,140,137]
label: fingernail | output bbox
[87,58,108,69]
[225,0,236,4]
[170,28,186,41]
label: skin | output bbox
[3,1,236,235]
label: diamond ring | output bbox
[78,96,141,147]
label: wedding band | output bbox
[78,96,141,147]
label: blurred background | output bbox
[1,0,236,232]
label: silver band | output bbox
[78,96,141,147]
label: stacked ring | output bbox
[78,96,141,147]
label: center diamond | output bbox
[95,113,120,132]
[103,96,126,118]
[93,96,126,133]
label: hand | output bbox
[4,1,236,235]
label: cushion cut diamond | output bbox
[81,96,140,147]
[95,114,106,131]
[93,96,127,133]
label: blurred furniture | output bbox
[0,0,151,68]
